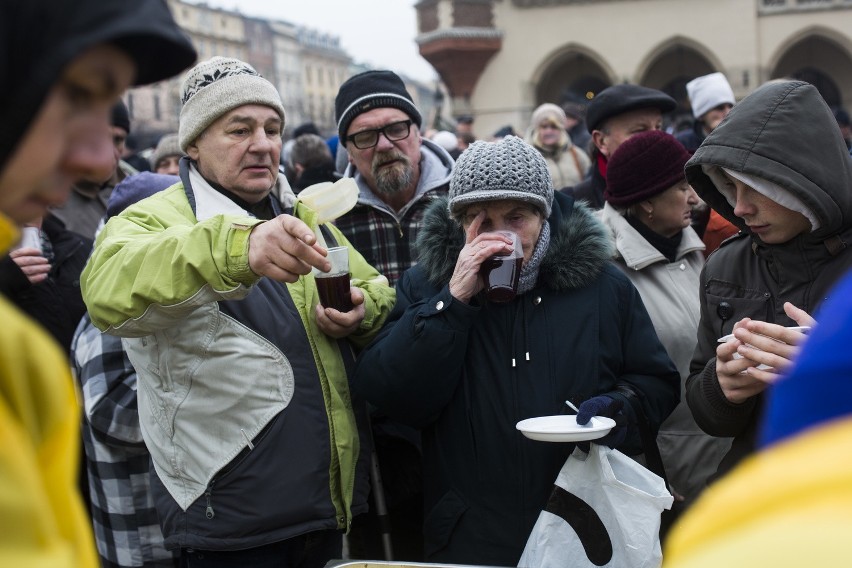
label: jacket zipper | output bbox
[205,480,216,519]
[201,414,280,521]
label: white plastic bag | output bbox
[519,445,673,568]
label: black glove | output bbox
[576,395,627,452]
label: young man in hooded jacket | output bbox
[0,1,195,566]
[684,80,852,481]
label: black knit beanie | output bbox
[111,99,131,134]
[335,70,422,141]
[604,130,691,207]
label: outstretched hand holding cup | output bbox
[313,246,353,312]
[448,210,516,303]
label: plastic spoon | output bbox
[565,400,592,427]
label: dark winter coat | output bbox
[352,191,679,565]
[0,214,92,352]
[561,159,606,209]
[674,121,706,153]
[685,80,852,478]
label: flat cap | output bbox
[586,84,676,133]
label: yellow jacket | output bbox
[664,418,852,567]
[0,214,96,567]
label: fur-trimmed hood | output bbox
[415,192,614,291]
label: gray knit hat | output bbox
[178,57,286,151]
[449,136,553,219]
[149,133,183,170]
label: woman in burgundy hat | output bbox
[600,129,730,537]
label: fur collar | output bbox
[415,193,614,291]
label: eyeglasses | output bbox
[346,120,413,149]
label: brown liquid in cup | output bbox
[316,273,353,312]
[479,256,522,303]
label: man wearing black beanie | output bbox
[333,69,455,561]
[51,99,137,239]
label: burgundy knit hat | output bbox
[604,130,692,207]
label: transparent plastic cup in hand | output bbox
[18,226,42,252]
[313,246,353,312]
[478,230,522,303]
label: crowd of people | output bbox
[3,2,852,567]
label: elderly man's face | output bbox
[0,44,135,224]
[593,107,663,158]
[461,200,544,264]
[346,107,421,198]
[187,104,282,204]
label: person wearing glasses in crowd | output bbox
[333,69,455,561]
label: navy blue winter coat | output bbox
[353,192,679,565]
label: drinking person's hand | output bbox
[449,211,514,303]
[315,287,365,338]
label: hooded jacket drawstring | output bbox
[510,299,531,367]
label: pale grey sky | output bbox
[189,0,437,83]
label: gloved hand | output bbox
[576,395,627,452]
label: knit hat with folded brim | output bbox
[178,57,286,151]
[149,133,182,170]
[448,136,553,220]
[335,69,422,141]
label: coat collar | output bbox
[601,203,705,270]
[415,191,614,292]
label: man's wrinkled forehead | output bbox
[602,107,663,132]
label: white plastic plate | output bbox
[516,415,616,443]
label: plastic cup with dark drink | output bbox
[314,246,353,312]
[478,231,523,303]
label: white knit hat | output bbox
[178,57,286,151]
[431,130,459,152]
[687,72,736,119]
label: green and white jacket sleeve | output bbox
[81,186,263,336]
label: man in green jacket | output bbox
[82,56,395,567]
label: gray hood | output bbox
[685,80,852,240]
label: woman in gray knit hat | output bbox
[353,136,679,565]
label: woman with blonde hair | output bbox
[526,102,591,188]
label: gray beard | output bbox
[372,154,414,196]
